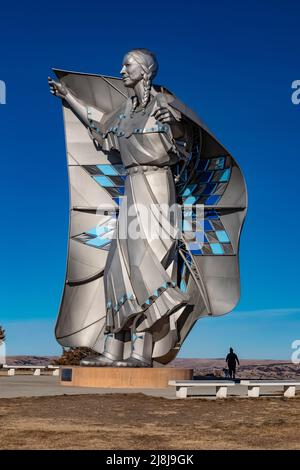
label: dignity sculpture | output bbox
[49,48,247,367]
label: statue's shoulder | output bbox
[152,86,183,107]
[101,99,129,128]
[151,88,195,129]
[152,85,205,128]
[151,88,174,107]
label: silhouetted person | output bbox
[226,347,240,379]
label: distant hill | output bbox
[4,356,58,366]
[170,358,300,380]
[4,356,300,379]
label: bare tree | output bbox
[0,325,5,344]
[53,347,93,365]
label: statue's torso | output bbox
[99,94,178,168]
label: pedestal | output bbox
[60,366,193,389]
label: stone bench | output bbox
[168,380,236,398]
[47,365,60,376]
[240,380,300,398]
[3,365,46,376]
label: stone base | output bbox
[60,366,193,389]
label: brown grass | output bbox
[0,394,300,450]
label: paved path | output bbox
[0,375,293,400]
[0,375,175,399]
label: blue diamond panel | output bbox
[83,164,126,205]
[179,261,190,293]
[97,164,119,176]
[72,217,117,251]
[86,237,111,248]
[181,155,232,206]
[94,175,115,187]
[185,209,234,256]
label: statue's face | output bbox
[120,54,144,88]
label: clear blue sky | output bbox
[0,0,299,359]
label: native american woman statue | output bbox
[48,48,247,367]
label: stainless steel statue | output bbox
[48,48,247,367]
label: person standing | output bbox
[226,347,240,379]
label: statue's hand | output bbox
[152,107,176,124]
[48,77,68,99]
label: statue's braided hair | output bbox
[125,48,158,116]
[141,70,152,112]
[131,96,139,116]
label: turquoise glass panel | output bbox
[180,280,187,292]
[216,230,230,243]
[94,175,115,187]
[210,243,224,254]
[183,196,198,205]
[219,168,230,182]
[97,164,119,175]
[86,237,111,248]
[181,184,197,196]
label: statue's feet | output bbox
[80,354,115,367]
[112,357,152,368]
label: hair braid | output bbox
[141,71,152,113]
[130,95,139,117]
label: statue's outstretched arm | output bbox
[48,77,90,127]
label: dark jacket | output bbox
[226,352,239,367]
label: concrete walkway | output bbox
[0,375,293,400]
[0,375,175,399]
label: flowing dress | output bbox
[99,93,188,333]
